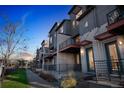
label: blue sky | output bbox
[0,5,72,56]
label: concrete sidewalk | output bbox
[26,69,54,88]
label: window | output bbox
[76,9,83,19]
[85,21,88,27]
[49,36,52,44]
[54,33,56,37]
[60,26,64,33]
[72,20,76,27]
[73,20,79,27]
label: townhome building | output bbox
[69,5,124,81]
[41,19,82,79]
[40,23,59,77]
[47,22,58,66]
[37,5,124,84]
[40,40,50,69]
[35,40,49,69]
[35,48,42,68]
[56,19,82,78]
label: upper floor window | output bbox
[84,21,88,27]
[54,33,57,38]
[72,20,76,27]
[76,9,83,19]
[60,26,64,33]
[49,36,52,44]
[73,20,79,28]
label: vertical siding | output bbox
[79,9,96,35]
[96,5,116,26]
[79,5,116,36]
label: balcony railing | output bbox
[44,64,56,71]
[95,59,124,81]
[44,49,57,58]
[59,38,78,50]
[107,8,124,25]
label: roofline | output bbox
[41,40,45,45]
[49,22,58,33]
[76,6,95,21]
[68,5,78,15]
[55,19,70,31]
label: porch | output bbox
[43,64,82,79]
[94,59,124,87]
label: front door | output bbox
[86,47,95,72]
[105,41,121,74]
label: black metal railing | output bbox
[44,49,57,58]
[50,49,57,54]
[59,38,76,50]
[95,59,124,81]
[107,8,124,25]
[43,64,82,73]
[44,64,56,71]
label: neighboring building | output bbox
[37,5,124,84]
[35,48,42,68]
[47,22,58,66]
[41,40,51,69]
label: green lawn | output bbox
[1,69,30,88]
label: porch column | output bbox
[117,35,124,72]
[80,47,87,73]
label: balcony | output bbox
[59,38,80,53]
[80,40,92,46]
[50,49,57,56]
[44,49,57,59]
[107,8,124,34]
[95,31,116,41]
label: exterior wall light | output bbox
[118,36,124,45]
[81,49,85,55]
[119,41,123,45]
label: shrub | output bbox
[61,77,77,88]
[60,72,77,88]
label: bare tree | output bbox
[0,13,28,79]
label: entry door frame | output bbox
[86,47,95,72]
[105,41,122,74]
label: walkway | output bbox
[26,69,54,88]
